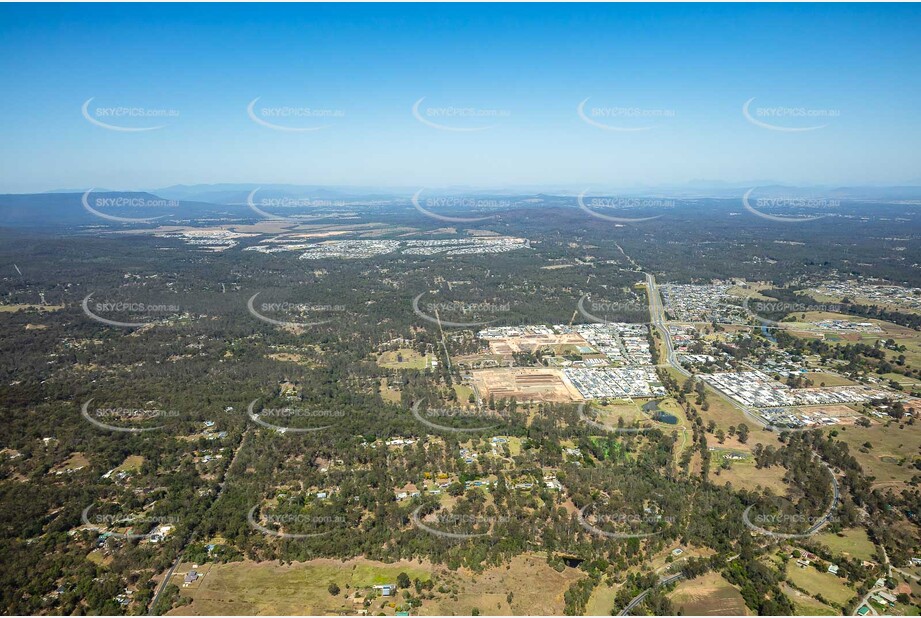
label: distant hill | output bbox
[0,191,251,227]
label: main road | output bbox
[645,273,690,378]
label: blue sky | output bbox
[1,3,920,193]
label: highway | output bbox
[645,273,690,379]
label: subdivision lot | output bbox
[469,367,582,403]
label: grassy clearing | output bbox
[379,378,402,404]
[116,455,144,472]
[814,527,878,562]
[668,572,750,615]
[377,348,431,370]
[453,383,475,404]
[785,562,857,606]
[585,580,617,615]
[712,457,789,494]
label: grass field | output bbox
[804,371,858,387]
[116,455,144,472]
[169,554,584,616]
[826,422,921,490]
[668,572,750,615]
[453,383,475,404]
[377,348,431,370]
[814,527,878,562]
[785,562,857,606]
[585,580,618,616]
[711,453,789,494]
[592,400,650,426]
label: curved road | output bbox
[619,572,685,616]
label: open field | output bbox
[585,580,618,616]
[668,572,750,615]
[814,527,877,562]
[469,367,582,403]
[379,378,402,404]
[377,348,432,370]
[711,455,789,493]
[785,562,857,606]
[168,554,584,616]
[805,371,859,387]
[826,422,921,490]
[592,400,650,426]
[453,383,475,404]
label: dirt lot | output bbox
[469,367,583,402]
[485,332,587,356]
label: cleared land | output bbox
[469,367,582,403]
[826,422,921,490]
[377,348,432,370]
[711,452,789,494]
[168,554,584,616]
[814,527,878,562]
[785,562,857,607]
[668,572,750,615]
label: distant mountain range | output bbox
[1,184,919,228]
